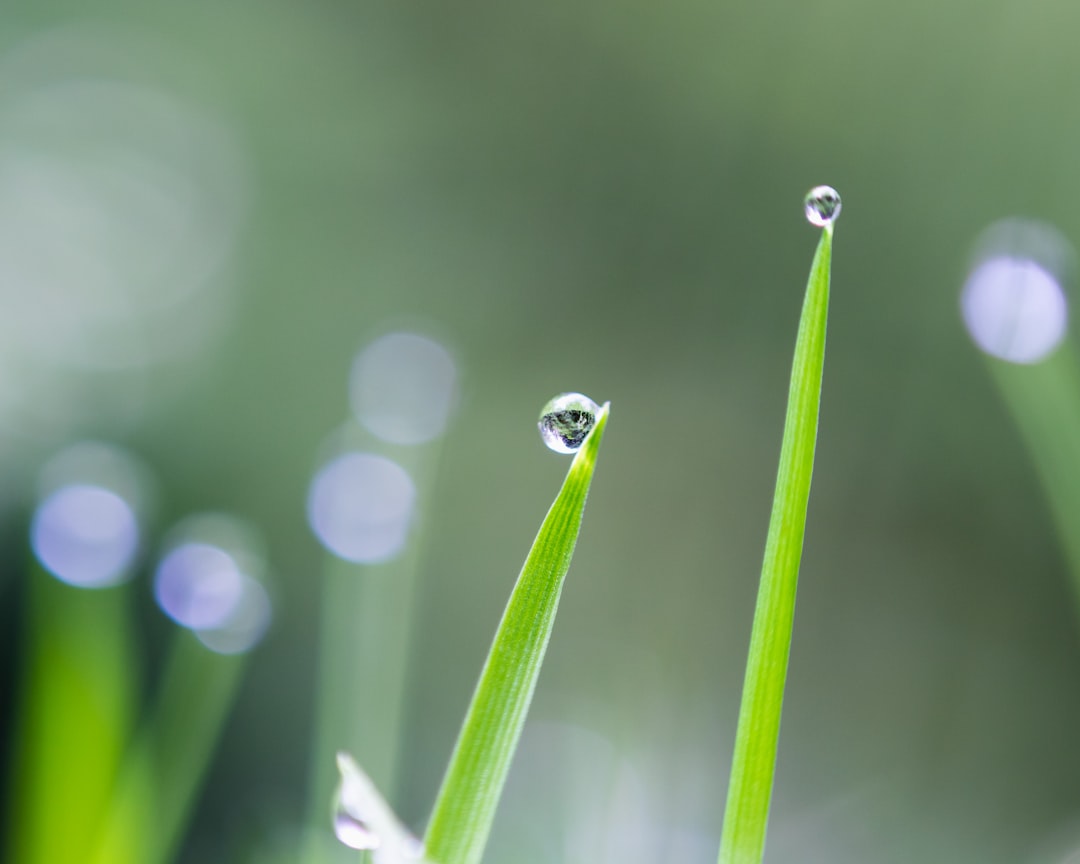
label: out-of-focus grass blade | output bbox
[6,563,137,864]
[422,404,610,864]
[719,225,833,864]
[304,443,443,864]
[987,342,1080,591]
[88,633,246,864]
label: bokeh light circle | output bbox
[350,332,458,445]
[962,256,1068,364]
[31,483,138,587]
[962,219,1073,365]
[154,512,272,654]
[307,452,415,563]
[154,542,245,630]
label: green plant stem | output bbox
[89,632,246,864]
[719,226,833,864]
[423,404,610,864]
[987,342,1080,592]
[304,443,441,864]
[6,563,137,864]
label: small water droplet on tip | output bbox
[333,807,380,851]
[804,185,841,227]
[538,393,599,454]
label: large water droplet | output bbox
[804,185,841,227]
[333,806,379,851]
[538,393,599,454]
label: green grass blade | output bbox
[6,564,137,864]
[422,403,610,864]
[719,225,833,864]
[88,633,246,864]
[305,442,444,864]
[986,342,1080,595]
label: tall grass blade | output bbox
[718,226,833,864]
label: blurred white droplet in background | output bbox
[307,452,415,564]
[30,441,151,588]
[962,219,1073,364]
[156,543,245,631]
[195,575,272,655]
[154,513,272,654]
[0,25,249,440]
[350,332,458,445]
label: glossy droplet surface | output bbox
[333,805,379,851]
[804,185,841,227]
[334,752,428,862]
[538,393,599,454]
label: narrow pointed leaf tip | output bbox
[422,401,609,864]
[334,752,428,863]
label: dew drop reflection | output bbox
[350,332,458,445]
[333,806,379,851]
[334,752,426,862]
[307,453,415,563]
[538,393,599,454]
[962,219,1072,364]
[803,185,841,228]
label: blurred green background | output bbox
[2,1,1080,863]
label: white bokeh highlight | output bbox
[307,452,415,563]
[155,542,245,630]
[350,332,458,445]
[154,513,271,654]
[962,219,1073,365]
[195,575,272,655]
[962,257,1067,364]
[31,483,138,588]
[0,26,248,435]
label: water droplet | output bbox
[804,185,841,227]
[333,806,380,851]
[334,752,428,862]
[538,393,599,454]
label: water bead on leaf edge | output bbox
[804,185,841,227]
[538,393,599,454]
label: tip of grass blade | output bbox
[568,402,609,474]
[422,401,609,864]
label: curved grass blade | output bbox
[986,343,1080,598]
[423,403,610,864]
[718,225,833,864]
